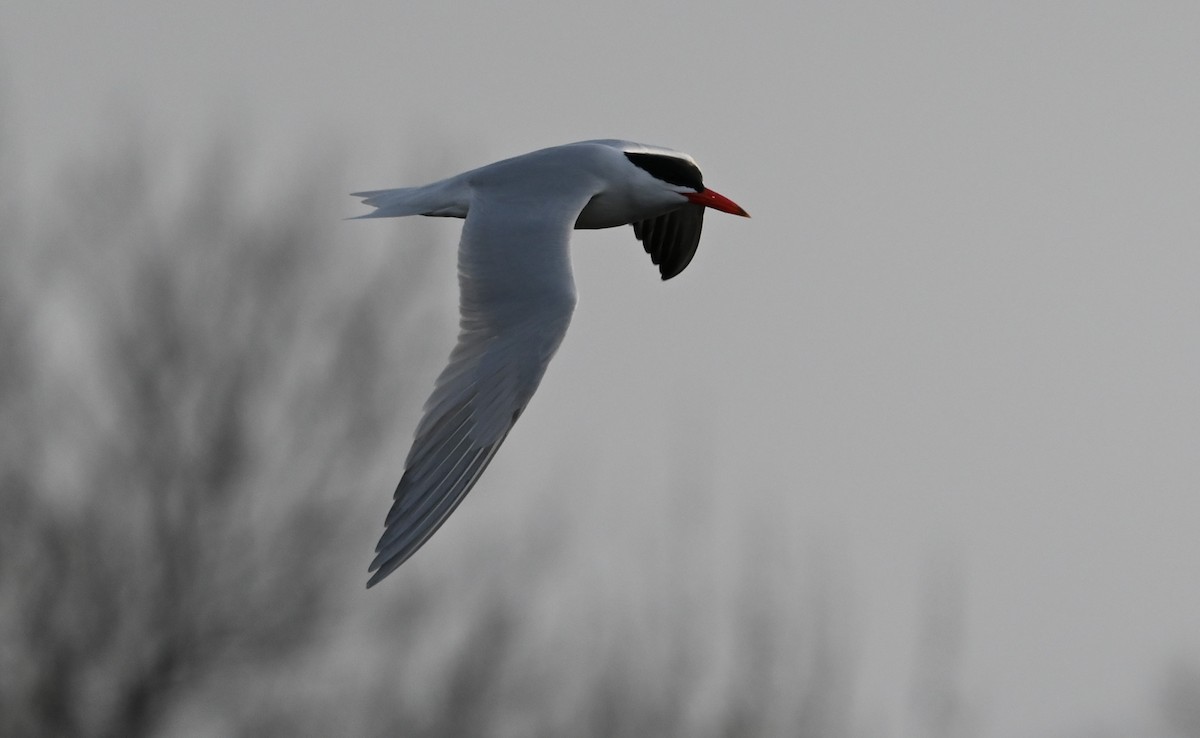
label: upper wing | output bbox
[631,203,706,280]
[367,186,592,587]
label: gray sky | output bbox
[5,2,1200,736]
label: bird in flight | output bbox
[352,140,748,587]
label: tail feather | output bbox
[349,177,469,220]
[348,187,422,219]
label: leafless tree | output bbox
[0,138,440,737]
[1162,659,1200,738]
[910,556,973,738]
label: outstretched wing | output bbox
[367,187,591,586]
[631,203,706,280]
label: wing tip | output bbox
[365,552,401,588]
[634,205,705,281]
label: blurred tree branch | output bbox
[0,137,438,737]
[1162,659,1200,738]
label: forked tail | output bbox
[349,176,470,219]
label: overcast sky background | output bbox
[5,3,1200,736]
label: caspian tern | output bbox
[353,139,748,587]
